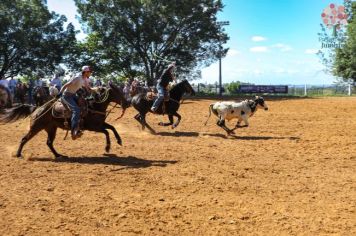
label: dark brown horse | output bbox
[131,79,195,134]
[0,84,130,160]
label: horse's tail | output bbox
[204,103,216,126]
[0,104,36,123]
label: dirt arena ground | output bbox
[0,97,355,235]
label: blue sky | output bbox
[47,0,346,85]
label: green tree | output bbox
[225,81,241,94]
[333,1,356,85]
[0,0,77,79]
[74,0,228,85]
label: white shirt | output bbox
[64,73,89,94]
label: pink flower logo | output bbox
[321,3,348,36]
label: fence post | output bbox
[348,84,352,96]
[304,84,307,96]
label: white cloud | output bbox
[305,49,319,54]
[251,36,267,42]
[253,69,263,75]
[250,46,269,53]
[274,68,286,73]
[227,49,240,57]
[272,43,293,52]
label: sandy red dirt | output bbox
[0,97,355,235]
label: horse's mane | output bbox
[170,80,187,93]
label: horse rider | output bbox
[57,65,94,140]
[151,62,176,113]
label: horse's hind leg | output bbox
[158,115,174,126]
[103,122,122,146]
[45,126,66,159]
[16,126,42,158]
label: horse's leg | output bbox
[158,114,174,126]
[45,126,67,159]
[103,122,122,146]
[101,128,111,153]
[172,112,181,129]
[16,125,42,158]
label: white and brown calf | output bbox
[204,96,268,135]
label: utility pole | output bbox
[217,21,229,97]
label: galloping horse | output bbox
[0,83,130,160]
[131,79,195,134]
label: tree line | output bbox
[1,0,354,85]
[0,0,228,85]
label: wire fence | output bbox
[191,84,355,97]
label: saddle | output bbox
[52,96,88,121]
[145,91,170,102]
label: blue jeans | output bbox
[152,84,167,111]
[62,93,80,131]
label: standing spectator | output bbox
[123,81,130,99]
[34,77,43,87]
[28,79,34,105]
[50,75,62,91]
[0,77,9,88]
[8,77,17,98]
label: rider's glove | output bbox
[55,93,62,99]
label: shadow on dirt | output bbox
[202,133,300,140]
[28,153,178,169]
[156,131,200,137]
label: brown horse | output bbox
[0,83,130,160]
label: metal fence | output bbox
[191,84,355,96]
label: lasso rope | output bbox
[31,98,57,123]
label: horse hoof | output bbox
[105,146,111,153]
[117,140,122,146]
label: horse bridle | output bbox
[90,87,125,119]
